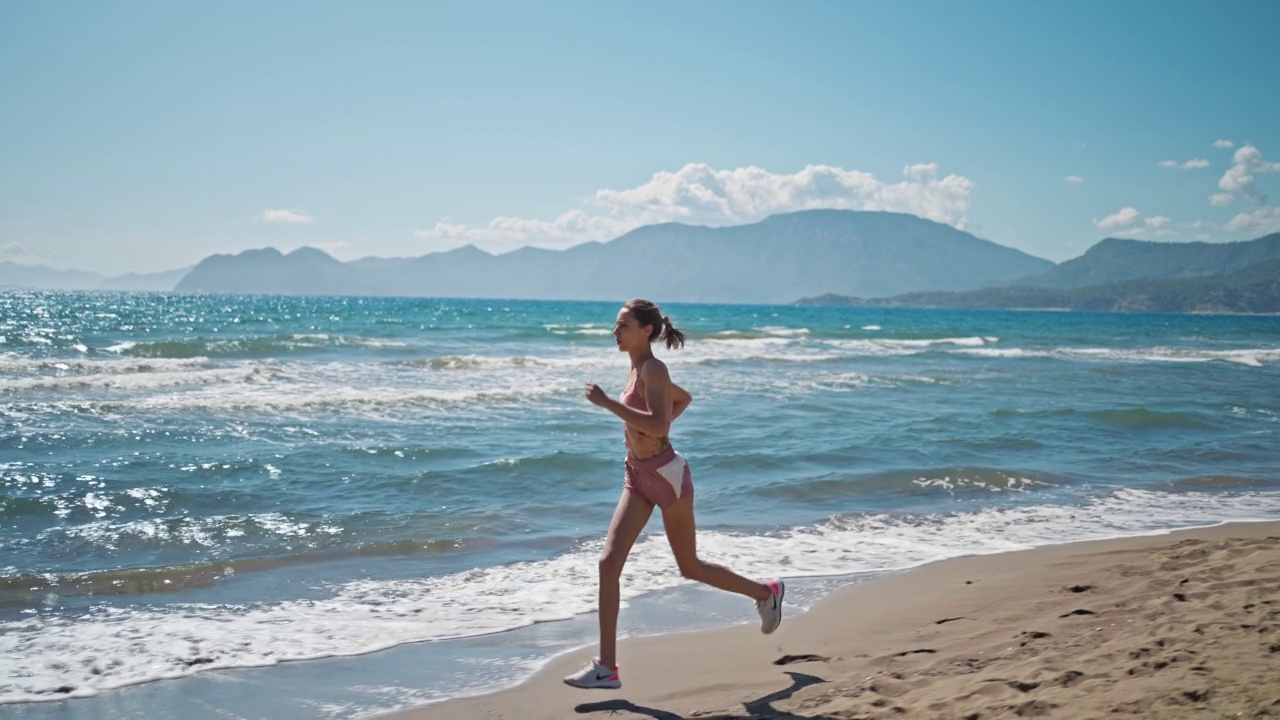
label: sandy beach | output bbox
[381,521,1280,720]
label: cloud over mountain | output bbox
[1218,145,1280,204]
[1094,207,1140,229]
[414,162,974,252]
[261,209,313,224]
[0,241,46,265]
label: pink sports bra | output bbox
[620,367,672,436]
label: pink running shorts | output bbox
[624,447,694,510]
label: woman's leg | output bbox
[661,494,770,602]
[598,488,654,668]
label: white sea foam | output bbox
[0,366,280,393]
[114,381,580,416]
[400,353,609,371]
[825,336,992,356]
[7,337,1275,425]
[758,326,810,337]
[913,474,1045,491]
[102,341,137,353]
[31,512,344,552]
[543,323,604,333]
[960,348,1032,358]
[958,345,1280,366]
[296,334,409,349]
[675,337,841,365]
[0,356,212,376]
[3,487,1277,703]
[1,353,593,416]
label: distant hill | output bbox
[175,210,1055,304]
[0,262,103,290]
[175,247,374,295]
[797,257,1280,314]
[1012,233,1280,288]
[98,267,192,291]
[0,262,191,292]
[15,216,1276,311]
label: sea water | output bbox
[1,291,1278,716]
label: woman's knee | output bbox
[676,558,706,582]
[599,551,627,578]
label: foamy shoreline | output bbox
[380,520,1280,720]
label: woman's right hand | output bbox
[584,383,609,407]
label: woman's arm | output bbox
[584,360,673,436]
[671,382,692,420]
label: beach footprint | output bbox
[773,654,829,665]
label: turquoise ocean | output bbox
[2,291,1279,717]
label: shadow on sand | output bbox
[574,671,835,720]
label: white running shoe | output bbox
[563,658,621,689]
[756,579,785,634]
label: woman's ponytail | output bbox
[659,315,686,350]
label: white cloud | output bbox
[261,209,313,224]
[1124,215,1177,238]
[1209,193,1234,207]
[0,241,27,260]
[0,241,47,265]
[417,209,629,250]
[1093,206,1140,230]
[414,162,975,252]
[1064,175,1085,184]
[1225,206,1280,235]
[1213,139,1234,149]
[1218,144,1280,203]
[1158,159,1209,169]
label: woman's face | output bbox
[613,308,650,352]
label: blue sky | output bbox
[2,1,1278,275]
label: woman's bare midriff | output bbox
[625,426,670,461]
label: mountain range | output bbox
[0,264,189,292]
[797,233,1280,313]
[172,210,1052,304]
[1008,234,1280,288]
[4,211,1278,312]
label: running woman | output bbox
[564,298,784,690]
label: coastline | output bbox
[378,520,1280,719]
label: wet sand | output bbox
[379,521,1280,719]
